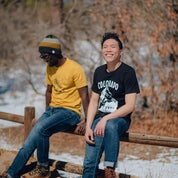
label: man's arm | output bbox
[78,86,89,119]
[45,84,52,110]
[85,91,100,144]
[94,93,137,137]
[103,93,137,120]
[77,86,89,135]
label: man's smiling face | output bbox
[102,39,122,63]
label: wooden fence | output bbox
[0,106,178,177]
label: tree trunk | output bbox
[48,0,64,24]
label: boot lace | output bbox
[28,165,49,177]
[105,167,116,178]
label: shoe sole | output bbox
[21,172,51,178]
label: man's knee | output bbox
[105,120,117,132]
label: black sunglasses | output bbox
[40,55,50,59]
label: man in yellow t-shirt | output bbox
[6,35,89,178]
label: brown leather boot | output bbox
[104,167,116,178]
[21,165,50,178]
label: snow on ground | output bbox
[49,151,178,178]
[0,86,45,129]
[115,153,178,178]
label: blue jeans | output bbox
[82,116,131,178]
[6,107,80,178]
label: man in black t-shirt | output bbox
[83,32,140,178]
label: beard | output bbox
[48,58,59,66]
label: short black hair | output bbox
[101,32,123,49]
[54,53,63,59]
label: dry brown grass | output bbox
[130,110,178,137]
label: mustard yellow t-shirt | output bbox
[46,58,88,116]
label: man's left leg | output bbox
[22,107,80,178]
[104,117,131,178]
[83,117,104,178]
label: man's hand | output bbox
[77,120,86,135]
[85,126,95,144]
[94,118,107,137]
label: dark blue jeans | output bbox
[6,107,80,178]
[83,116,131,178]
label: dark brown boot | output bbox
[104,167,116,178]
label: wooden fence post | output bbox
[24,106,35,141]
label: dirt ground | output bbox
[0,110,177,177]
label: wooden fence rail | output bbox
[0,106,178,177]
[0,106,178,148]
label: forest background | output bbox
[0,0,177,137]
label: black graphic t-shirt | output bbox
[92,62,140,118]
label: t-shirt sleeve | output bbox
[91,69,99,94]
[73,65,88,88]
[124,69,140,94]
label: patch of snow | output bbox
[116,155,178,178]
[0,139,21,151]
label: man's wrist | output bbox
[86,124,91,129]
[102,116,109,122]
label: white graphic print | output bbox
[98,85,118,113]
